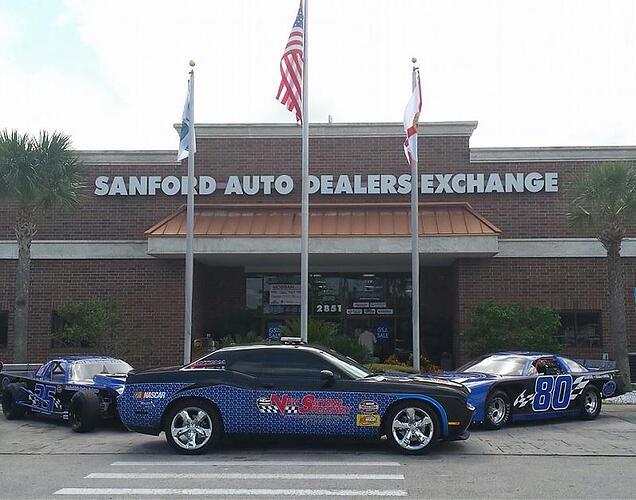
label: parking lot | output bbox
[0,404,635,499]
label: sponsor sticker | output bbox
[356,413,381,427]
[134,391,166,399]
[187,359,226,369]
[602,380,617,397]
[358,400,379,414]
[257,394,351,416]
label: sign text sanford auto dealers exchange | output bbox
[94,171,559,197]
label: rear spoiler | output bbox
[0,362,43,374]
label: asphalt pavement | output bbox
[0,405,635,499]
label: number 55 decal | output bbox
[532,375,573,412]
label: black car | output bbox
[118,339,474,455]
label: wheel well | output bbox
[160,396,224,433]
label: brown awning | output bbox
[145,202,500,238]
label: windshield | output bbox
[71,360,133,382]
[458,355,528,376]
[317,348,373,380]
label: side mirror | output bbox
[320,370,335,386]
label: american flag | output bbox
[276,1,304,123]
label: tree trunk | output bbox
[13,208,36,363]
[603,238,632,391]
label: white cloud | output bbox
[1,0,635,149]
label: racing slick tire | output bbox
[69,391,100,433]
[2,383,26,420]
[164,398,222,455]
[578,386,602,420]
[484,390,511,430]
[384,400,440,455]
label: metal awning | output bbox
[145,202,500,238]
[145,203,501,269]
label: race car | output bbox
[118,339,475,455]
[432,352,623,430]
[1,356,133,432]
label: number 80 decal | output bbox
[532,375,573,412]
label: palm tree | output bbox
[568,161,636,390]
[0,130,84,362]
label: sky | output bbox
[0,0,635,151]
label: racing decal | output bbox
[569,377,590,401]
[256,394,351,416]
[134,391,166,399]
[358,400,379,414]
[24,383,63,414]
[513,390,534,408]
[185,359,226,370]
[356,413,381,427]
[532,375,573,412]
[602,380,617,397]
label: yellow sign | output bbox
[356,414,381,427]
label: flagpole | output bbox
[410,58,420,372]
[300,0,309,342]
[183,60,196,365]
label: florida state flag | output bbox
[403,70,422,166]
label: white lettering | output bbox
[485,173,504,193]
[466,173,485,193]
[367,174,380,194]
[94,176,109,196]
[353,175,367,194]
[525,172,544,193]
[308,175,320,194]
[505,173,524,193]
[421,174,434,194]
[224,176,243,195]
[199,176,216,195]
[161,176,180,196]
[545,172,559,192]
[320,175,334,194]
[334,175,353,194]
[451,174,466,194]
[243,176,259,196]
[397,174,411,194]
[380,175,397,194]
[148,176,162,195]
[275,175,293,195]
[261,175,275,195]
[108,176,127,196]
[129,176,147,195]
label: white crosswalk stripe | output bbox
[53,457,409,497]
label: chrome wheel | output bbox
[391,407,434,451]
[584,390,599,414]
[170,407,213,451]
[487,397,506,425]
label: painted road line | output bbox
[110,460,403,467]
[87,472,405,480]
[54,488,408,496]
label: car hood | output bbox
[91,373,128,390]
[418,371,499,386]
[367,372,469,393]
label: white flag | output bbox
[403,70,422,166]
[177,78,195,161]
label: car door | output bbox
[226,348,355,435]
[31,361,64,415]
[513,356,574,416]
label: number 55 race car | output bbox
[1,356,133,432]
[118,340,475,455]
[431,352,624,429]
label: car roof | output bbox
[48,356,123,364]
[214,343,331,355]
[486,351,557,359]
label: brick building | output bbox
[0,122,635,369]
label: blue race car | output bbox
[1,356,133,432]
[118,340,475,455]
[431,352,624,429]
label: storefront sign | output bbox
[269,284,301,305]
[352,302,369,308]
[346,308,363,315]
[266,321,284,340]
[375,320,391,343]
[363,308,376,315]
[93,172,559,197]
[377,308,394,315]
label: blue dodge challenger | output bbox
[118,340,475,455]
[431,352,623,429]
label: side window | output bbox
[50,362,66,383]
[560,357,585,374]
[230,349,336,378]
[533,357,563,376]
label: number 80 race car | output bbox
[118,339,475,455]
[432,352,625,429]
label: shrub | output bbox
[51,299,127,357]
[384,353,441,372]
[366,363,418,374]
[219,331,263,348]
[282,318,370,363]
[467,303,562,356]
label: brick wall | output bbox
[0,259,184,369]
[453,257,636,365]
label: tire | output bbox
[484,390,511,430]
[164,398,222,455]
[579,386,602,420]
[69,391,100,433]
[384,400,440,455]
[2,383,26,420]
[1,376,11,391]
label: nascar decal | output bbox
[257,394,351,415]
[356,400,381,426]
[134,391,166,399]
[358,400,379,414]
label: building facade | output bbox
[0,122,635,369]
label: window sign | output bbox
[266,321,284,340]
[269,284,301,305]
[375,320,391,344]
